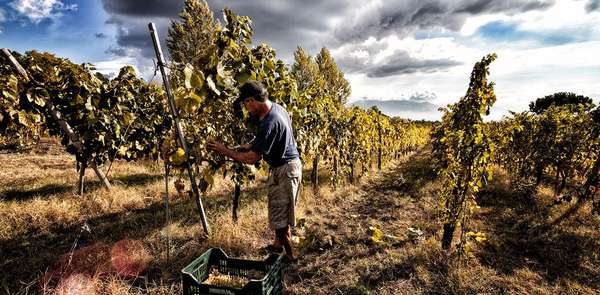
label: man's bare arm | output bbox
[207,141,261,164]
[235,143,252,151]
[222,148,261,164]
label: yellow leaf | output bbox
[368,226,385,245]
[169,148,186,165]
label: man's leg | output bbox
[266,169,283,250]
[271,228,291,248]
[275,225,294,259]
[272,235,281,248]
[269,160,300,255]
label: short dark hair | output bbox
[239,80,268,102]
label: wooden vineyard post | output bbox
[232,183,241,222]
[148,23,210,235]
[378,124,382,171]
[78,160,87,196]
[551,149,600,225]
[333,155,339,189]
[1,48,27,77]
[311,153,320,195]
[1,48,112,193]
[163,163,171,263]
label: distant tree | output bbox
[529,92,595,114]
[315,47,351,105]
[167,0,219,67]
[368,105,381,113]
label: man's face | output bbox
[243,97,259,116]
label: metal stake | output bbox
[148,23,210,234]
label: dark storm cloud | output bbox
[336,47,461,78]
[586,0,600,12]
[208,0,350,32]
[105,46,128,57]
[366,51,461,78]
[104,14,172,60]
[100,0,353,62]
[454,0,552,14]
[333,0,554,44]
[101,0,184,17]
[99,0,553,77]
[100,0,183,71]
[408,91,437,102]
[203,0,355,60]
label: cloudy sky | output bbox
[1,0,600,120]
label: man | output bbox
[207,80,302,263]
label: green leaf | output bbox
[31,114,42,123]
[189,92,204,105]
[117,146,128,157]
[16,111,28,126]
[2,90,15,102]
[191,71,205,89]
[265,60,275,70]
[235,71,251,84]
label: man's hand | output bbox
[207,140,228,155]
[233,143,252,152]
[207,140,261,164]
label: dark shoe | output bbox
[262,244,284,254]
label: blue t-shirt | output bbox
[251,102,300,167]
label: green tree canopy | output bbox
[315,47,351,105]
[167,0,219,67]
[291,46,320,94]
[529,92,595,114]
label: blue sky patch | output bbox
[476,20,580,46]
[0,0,113,63]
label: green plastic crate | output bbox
[182,248,283,295]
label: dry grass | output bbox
[2,139,600,294]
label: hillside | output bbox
[349,99,441,121]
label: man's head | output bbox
[239,80,268,116]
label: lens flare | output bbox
[110,239,149,279]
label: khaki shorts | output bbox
[267,158,302,230]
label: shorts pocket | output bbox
[286,160,302,178]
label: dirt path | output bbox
[284,150,600,295]
[286,151,444,294]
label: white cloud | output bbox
[0,7,5,34]
[90,0,598,120]
[336,0,600,121]
[516,1,590,32]
[10,0,78,24]
[93,56,138,80]
[488,41,600,114]
[461,1,600,41]
[347,38,600,120]
[339,34,483,105]
[0,7,6,23]
[333,34,482,79]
